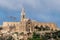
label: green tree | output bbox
[28,32,40,40]
[57,31,60,38]
[33,32,40,40]
[41,35,48,40]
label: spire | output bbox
[21,7,26,21]
[21,7,25,15]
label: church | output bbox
[0,8,58,34]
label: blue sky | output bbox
[0,0,60,28]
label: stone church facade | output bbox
[0,8,58,34]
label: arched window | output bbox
[26,19,32,32]
[34,25,39,29]
[27,19,31,24]
[34,25,45,31]
[40,25,44,31]
[45,25,50,30]
[9,24,16,31]
[0,27,3,30]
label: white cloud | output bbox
[0,0,22,10]
[41,0,60,11]
[0,0,40,10]
[0,0,60,11]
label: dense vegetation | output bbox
[28,30,60,40]
[28,32,40,40]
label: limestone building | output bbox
[0,8,58,34]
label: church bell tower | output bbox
[21,8,26,21]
